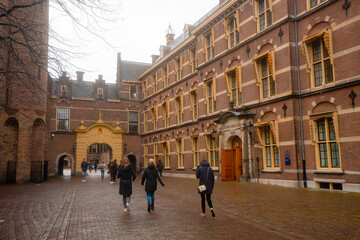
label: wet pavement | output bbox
[0,171,359,240]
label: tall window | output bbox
[176,138,184,168]
[152,74,157,94]
[161,141,170,168]
[57,107,69,131]
[205,134,218,168]
[263,125,280,168]
[309,0,327,8]
[144,110,148,133]
[189,89,199,120]
[228,17,239,48]
[204,79,216,114]
[61,85,67,97]
[191,136,200,168]
[128,111,138,134]
[97,88,103,99]
[257,0,272,31]
[175,96,183,124]
[260,57,275,99]
[225,68,242,106]
[162,64,169,88]
[144,145,149,167]
[175,56,182,81]
[311,115,341,169]
[150,107,158,130]
[312,38,333,87]
[130,85,137,99]
[204,30,214,61]
[190,48,197,73]
[161,102,170,128]
[142,80,148,98]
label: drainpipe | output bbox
[293,0,307,188]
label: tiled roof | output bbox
[121,60,151,81]
[71,81,93,99]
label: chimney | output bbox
[76,71,84,81]
[116,52,122,84]
[151,55,160,64]
[98,75,103,81]
[165,23,175,46]
[219,0,226,5]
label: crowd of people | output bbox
[80,157,215,217]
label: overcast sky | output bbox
[49,0,220,83]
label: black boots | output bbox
[147,203,151,212]
[151,203,154,210]
[147,203,155,212]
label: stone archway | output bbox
[55,153,74,176]
[74,114,124,175]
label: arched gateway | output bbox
[74,113,125,175]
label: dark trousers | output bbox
[200,192,213,213]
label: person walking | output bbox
[81,158,89,183]
[196,159,215,217]
[141,159,165,212]
[94,163,97,173]
[109,159,118,184]
[156,160,164,177]
[117,157,136,213]
[100,161,106,179]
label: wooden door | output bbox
[236,147,242,182]
[221,149,234,181]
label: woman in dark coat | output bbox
[196,160,215,217]
[109,159,118,184]
[141,159,165,212]
[117,157,136,213]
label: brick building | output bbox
[0,0,49,183]
[139,0,360,192]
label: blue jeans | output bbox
[101,170,105,179]
[82,171,87,181]
[146,192,155,204]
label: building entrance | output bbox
[221,136,242,181]
[127,154,137,172]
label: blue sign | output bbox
[285,157,291,165]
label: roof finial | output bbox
[98,111,102,120]
[166,22,174,35]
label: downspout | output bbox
[293,0,307,187]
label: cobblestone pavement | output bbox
[0,172,359,240]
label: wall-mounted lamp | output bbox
[51,133,55,138]
[210,129,217,139]
[246,122,256,144]
[73,143,76,152]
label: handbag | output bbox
[198,167,210,192]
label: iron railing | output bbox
[30,161,43,183]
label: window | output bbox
[161,141,170,168]
[130,85,137,99]
[89,144,97,153]
[175,96,183,124]
[143,110,148,133]
[205,134,219,168]
[162,64,169,88]
[255,121,280,169]
[144,144,149,167]
[252,50,276,99]
[161,101,170,128]
[189,89,199,120]
[175,55,183,81]
[61,85,67,97]
[308,0,327,9]
[310,113,341,170]
[128,111,138,134]
[204,78,216,114]
[176,138,184,168]
[203,29,214,61]
[302,30,334,88]
[226,16,240,48]
[191,136,200,168]
[190,48,197,73]
[225,67,242,106]
[57,107,69,131]
[142,80,148,99]
[150,106,158,130]
[152,74,158,93]
[253,0,272,31]
[97,88,103,99]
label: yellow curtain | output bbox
[224,71,231,96]
[236,66,241,91]
[255,126,264,146]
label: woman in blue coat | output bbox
[196,160,215,217]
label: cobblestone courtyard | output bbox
[0,172,359,240]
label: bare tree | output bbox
[0,0,119,116]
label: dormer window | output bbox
[184,30,189,40]
[97,88,103,99]
[61,85,67,97]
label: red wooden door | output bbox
[221,149,234,181]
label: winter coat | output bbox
[81,161,88,172]
[141,164,164,192]
[157,162,164,171]
[109,161,118,176]
[196,161,214,194]
[117,165,136,196]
